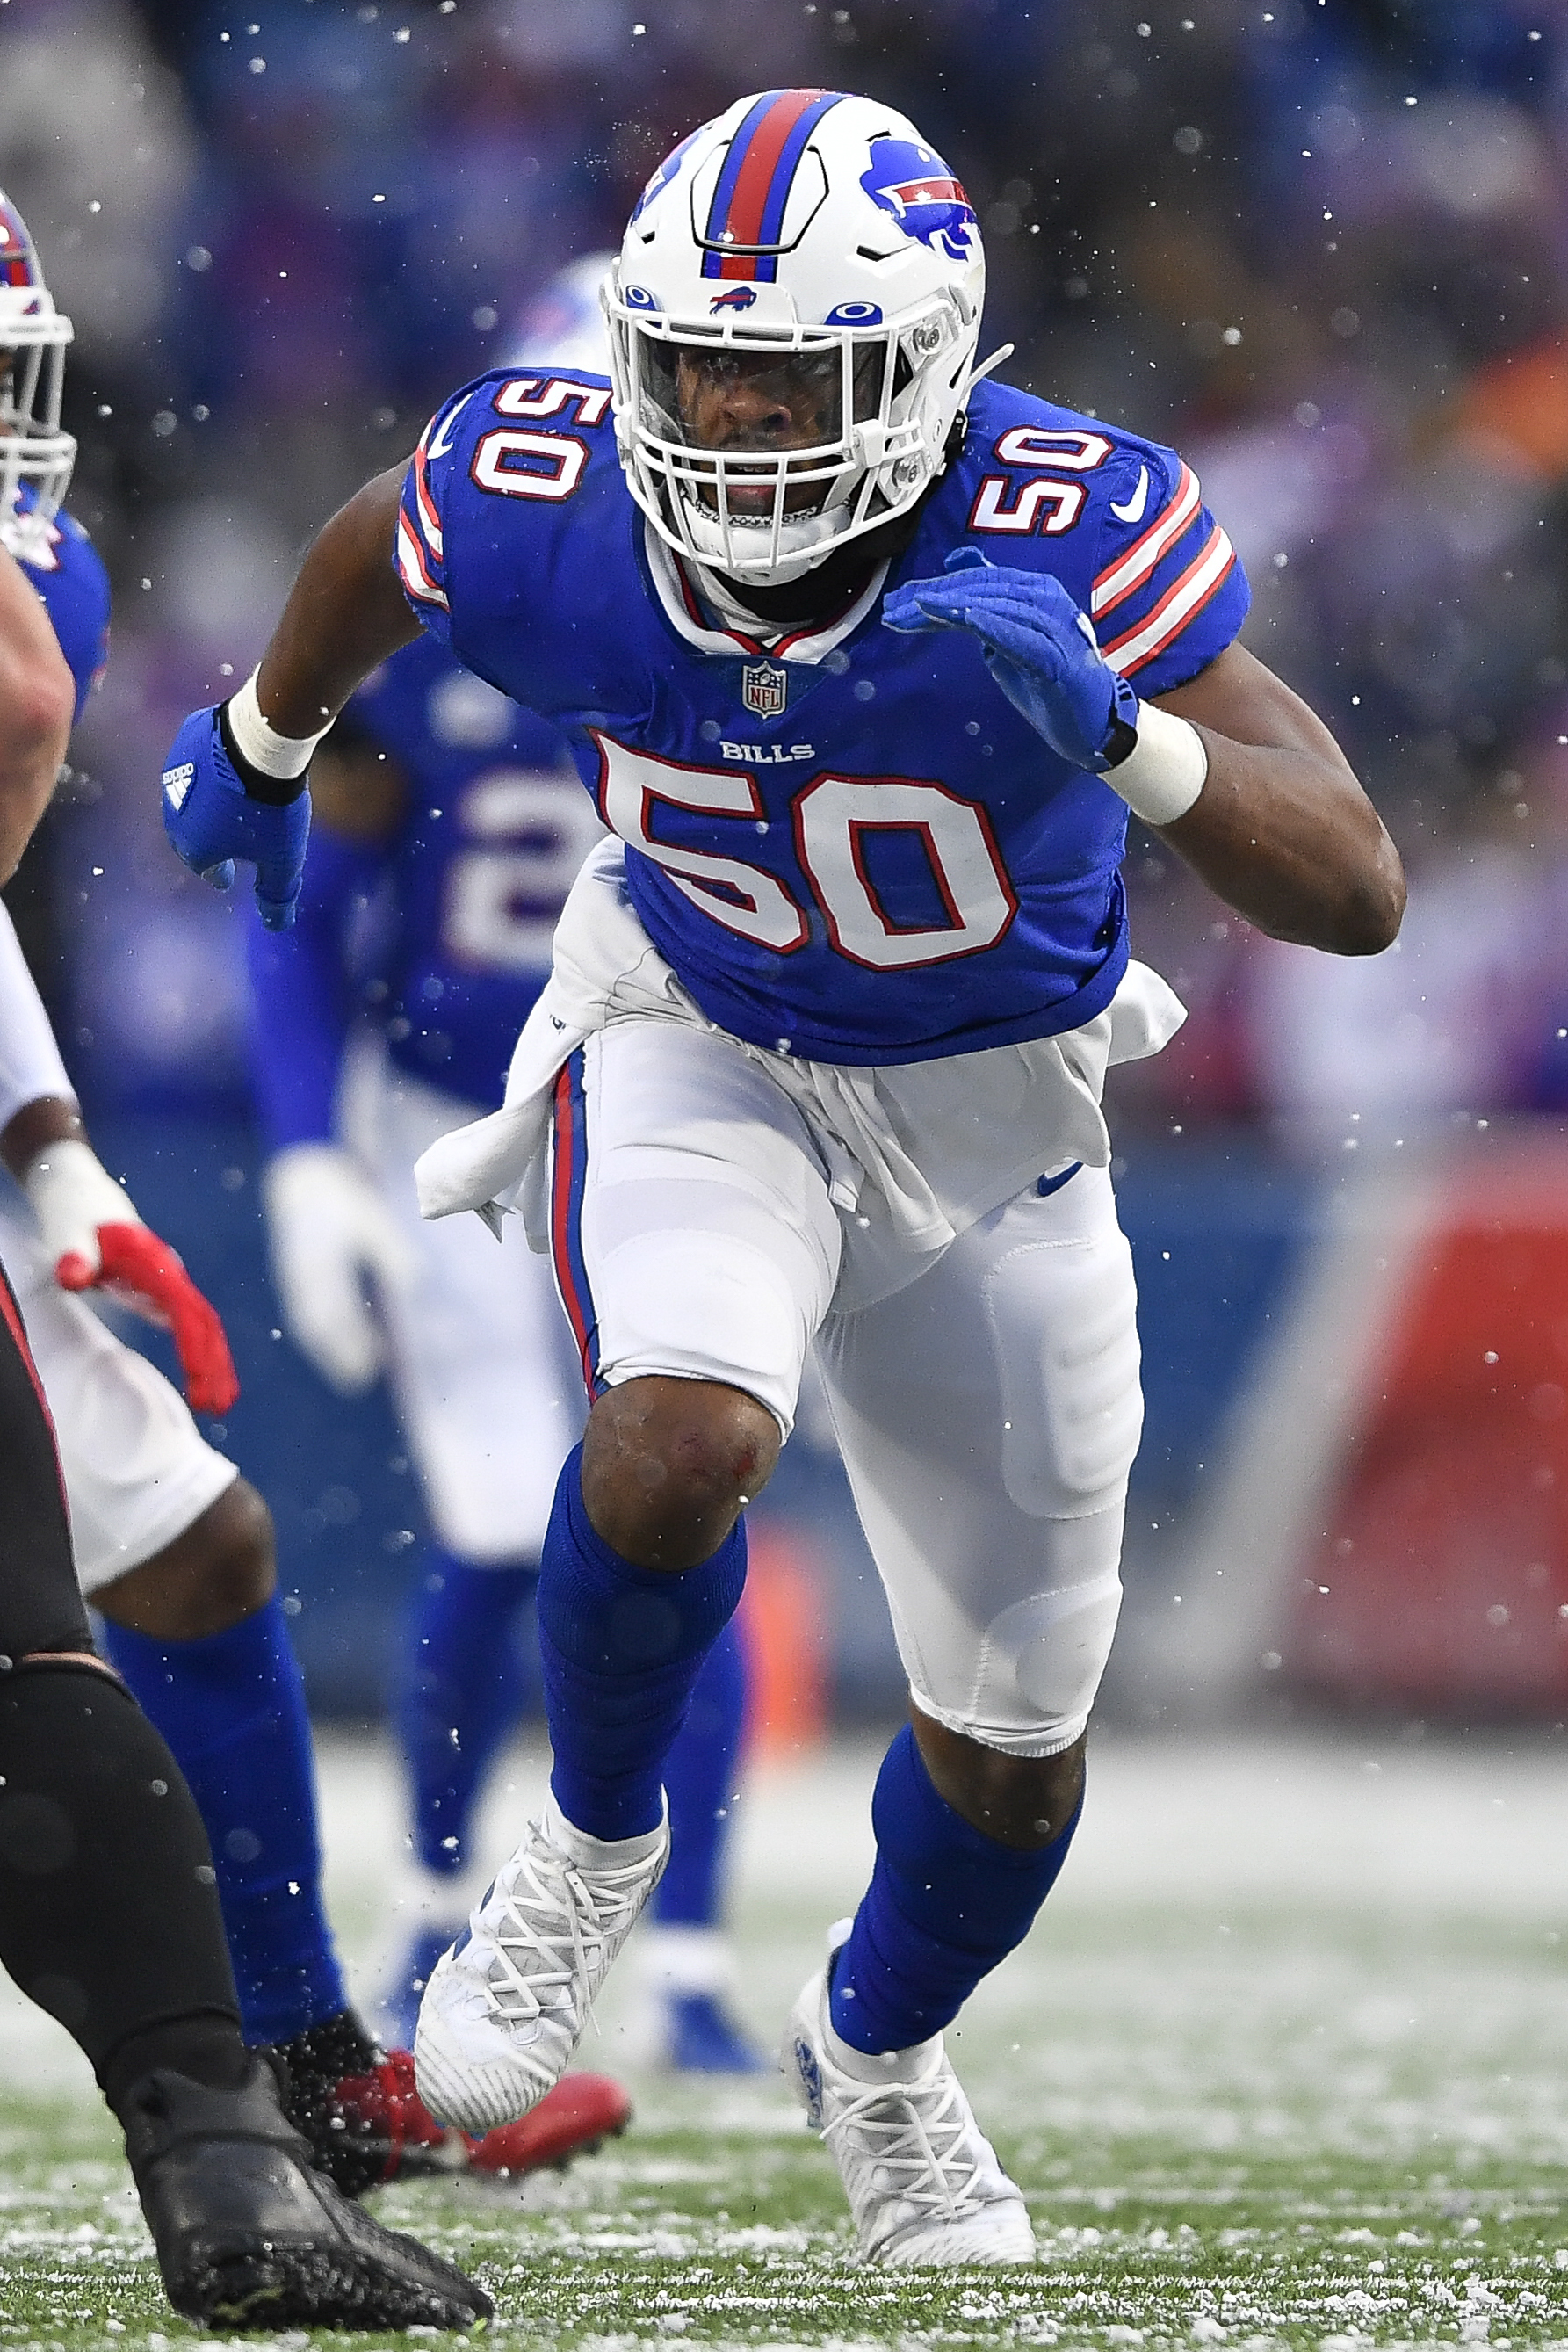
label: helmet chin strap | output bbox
[709,432,965,626]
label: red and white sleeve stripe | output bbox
[395,508,448,612]
[410,441,444,563]
[1100,522,1237,678]
[395,424,450,612]
[1089,461,1203,625]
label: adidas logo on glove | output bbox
[162,761,195,810]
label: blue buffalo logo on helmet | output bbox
[859,136,977,262]
[709,285,758,314]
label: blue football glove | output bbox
[883,545,1141,772]
[161,704,311,932]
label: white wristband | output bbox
[1104,701,1207,828]
[226,668,332,782]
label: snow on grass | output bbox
[0,1731,1563,2343]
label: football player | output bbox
[161,91,1405,2265]
[0,187,625,2200]
[0,235,484,2327]
[247,257,763,2073]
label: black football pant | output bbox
[0,1267,249,2110]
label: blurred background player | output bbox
[247,255,763,2073]
[0,229,485,2331]
[0,185,627,2193]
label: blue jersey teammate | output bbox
[163,90,1405,2266]
[248,616,764,2071]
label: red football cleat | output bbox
[461,2068,633,2176]
[279,2018,632,2195]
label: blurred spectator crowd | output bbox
[4,0,1568,1147]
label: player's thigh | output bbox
[553,1019,842,1439]
[815,1165,1142,1756]
[4,1251,237,1598]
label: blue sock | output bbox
[829,1722,1082,2055]
[537,1444,748,1842]
[104,1597,348,2046]
[395,1546,536,1876]
[651,1612,748,1925]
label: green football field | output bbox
[0,1732,1563,2348]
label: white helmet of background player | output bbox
[604,89,987,583]
[0,191,75,558]
[505,251,616,375]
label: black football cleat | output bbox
[119,2058,493,2331]
[276,2008,633,2194]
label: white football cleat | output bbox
[414,1793,668,2137]
[784,1950,1035,2266]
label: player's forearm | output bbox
[253,465,421,741]
[1159,737,1404,953]
[1153,646,1405,957]
[0,547,74,882]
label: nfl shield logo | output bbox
[741,660,788,718]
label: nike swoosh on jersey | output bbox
[1109,467,1150,525]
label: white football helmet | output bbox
[604,90,986,583]
[0,191,75,561]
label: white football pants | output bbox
[548,1017,1141,1756]
[0,1195,235,1596]
[351,1060,583,1562]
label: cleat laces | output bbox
[825,2068,994,2229]
[467,1833,659,2038]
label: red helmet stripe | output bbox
[703,89,842,280]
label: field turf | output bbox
[0,1733,1562,2348]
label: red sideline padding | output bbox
[1290,1135,1568,1709]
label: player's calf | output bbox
[98,1482,351,2051]
[829,1718,1085,2059]
[788,1719,1086,2265]
[415,1417,761,2130]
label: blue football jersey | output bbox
[13,492,110,724]
[343,634,603,1106]
[396,366,1250,1066]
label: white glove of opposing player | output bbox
[25,1136,145,1270]
[25,1135,240,1412]
[261,1142,415,1396]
